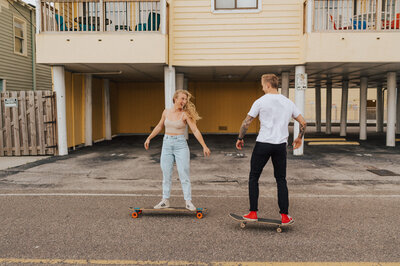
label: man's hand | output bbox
[292,137,302,150]
[236,139,244,150]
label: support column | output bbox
[315,84,321,132]
[164,66,176,109]
[387,72,396,146]
[306,0,314,33]
[396,82,400,134]
[340,80,349,137]
[176,73,189,139]
[376,83,384,133]
[85,74,93,146]
[183,77,189,139]
[294,66,306,156]
[104,79,112,140]
[281,72,289,98]
[176,73,184,91]
[360,77,368,140]
[326,81,332,134]
[35,0,41,33]
[53,66,68,156]
[160,0,166,34]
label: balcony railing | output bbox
[38,0,165,33]
[313,0,400,31]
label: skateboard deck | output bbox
[129,207,207,219]
[229,213,292,233]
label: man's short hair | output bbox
[261,74,279,89]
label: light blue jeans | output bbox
[160,135,191,201]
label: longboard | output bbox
[229,213,292,233]
[129,207,207,219]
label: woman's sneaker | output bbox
[185,200,196,211]
[243,211,258,221]
[281,214,294,225]
[154,199,170,209]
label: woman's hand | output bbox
[203,146,211,157]
[144,138,150,150]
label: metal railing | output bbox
[313,0,400,31]
[39,0,164,33]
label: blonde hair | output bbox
[173,89,201,122]
[261,74,279,89]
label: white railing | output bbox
[313,0,400,31]
[39,0,164,33]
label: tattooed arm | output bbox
[292,114,307,149]
[236,115,255,150]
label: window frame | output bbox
[13,16,27,57]
[212,0,262,14]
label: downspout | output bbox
[31,9,36,91]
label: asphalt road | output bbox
[0,132,399,264]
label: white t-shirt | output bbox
[248,94,301,144]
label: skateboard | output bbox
[229,213,292,233]
[129,207,207,219]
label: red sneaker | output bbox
[281,214,294,225]
[243,211,258,221]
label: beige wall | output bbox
[170,0,304,66]
[305,32,400,63]
[36,33,167,64]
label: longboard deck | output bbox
[229,213,292,232]
[130,207,207,219]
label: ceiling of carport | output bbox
[61,62,400,89]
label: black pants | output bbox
[249,142,288,214]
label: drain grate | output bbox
[225,152,245,158]
[367,169,400,176]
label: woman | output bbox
[144,89,211,211]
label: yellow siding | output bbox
[110,82,263,134]
[92,78,105,141]
[113,83,165,133]
[171,0,303,66]
[64,71,85,148]
[191,82,262,133]
[110,81,119,136]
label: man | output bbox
[236,74,306,225]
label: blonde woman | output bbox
[144,89,211,211]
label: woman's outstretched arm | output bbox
[184,114,210,157]
[144,109,166,150]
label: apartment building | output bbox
[35,0,400,155]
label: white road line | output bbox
[0,193,399,198]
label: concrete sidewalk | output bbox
[0,156,49,171]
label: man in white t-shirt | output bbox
[236,74,307,225]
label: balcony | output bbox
[313,0,399,32]
[304,0,400,63]
[36,0,168,64]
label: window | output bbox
[215,0,258,10]
[14,17,26,56]
[0,79,5,92]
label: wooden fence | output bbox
[0,91,57,156]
